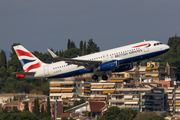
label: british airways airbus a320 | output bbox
[13,40,169,80]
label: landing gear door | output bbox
[43,65,50,76]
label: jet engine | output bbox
[112,63,133,72]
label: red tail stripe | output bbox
[24,62,41,72]
[15,49,34,58]
[132,43,150,48]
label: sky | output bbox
[0,0,180,54]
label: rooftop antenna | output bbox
[143,39,146,42]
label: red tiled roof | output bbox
[57,113,70,118]
[3,101,18,106]
[72,113,80,116]
[89,101,105,112]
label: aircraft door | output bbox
[43,65,50,76]
[106,54,109,60]
[144,41,150,52]
[144,48,149,52]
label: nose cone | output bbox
[166,45,170,50]
[163,44,170,53]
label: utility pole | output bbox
[173,81,177,114]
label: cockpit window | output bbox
[154,43,162,46]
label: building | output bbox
[67,101,106,118]
[3,97,63,118]
[0,93,16,107]
[49,62,177,114]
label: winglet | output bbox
[47,49,58,58]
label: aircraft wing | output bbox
[47,49,102,69]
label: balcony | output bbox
[109,99,125,103]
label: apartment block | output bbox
[49,62,177,113]
[0,94,16,107]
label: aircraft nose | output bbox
[166,45,170,50]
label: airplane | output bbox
[13,40,170,80]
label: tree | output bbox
[73,98,85,106]
[79,40,83,56]
[101,106,120,120]
[61,117,68,120]
[100,107,138,120]
[74,100,80,106]
[36,97,40,117]
[87,39,100,54]
[67,39,71,50]
[41,104,45,119]
[70,41,76,49]
[117,108,137,120]
[63,48,80,58]
[0,50,7,69]
[32,98,37,115]
[24,102,29,111]
[3,107,8,114]
[46,97,51,117]
[0,111,38,120]
[67,39,76,50]
[133,112,164,120]
[84,111,89,117]
[80,98,85,104]
[8,54,22,72]
[0,66,7,78]
[83,41,87,55]
[33,98,40,117]
[59,50,64,57]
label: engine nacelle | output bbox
[112,63,133,72]
[99,60,117,71]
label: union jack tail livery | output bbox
[13,45,45,78]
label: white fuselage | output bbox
[30,40,169,79]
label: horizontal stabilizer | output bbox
[12,72,36,75]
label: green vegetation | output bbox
[46,97,51,117]
[73,98,86,106]
[33,97,40,117]
[31,97,52,119]
[0,107,53,120]
[0,108,38,120]
[133,112,164,120]
[98,106,167,120]
[24,102,29,111]
[99,106,137,120]
[61,117,68,120]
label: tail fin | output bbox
[13,45,44,72]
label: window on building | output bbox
[20,106,23,110]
